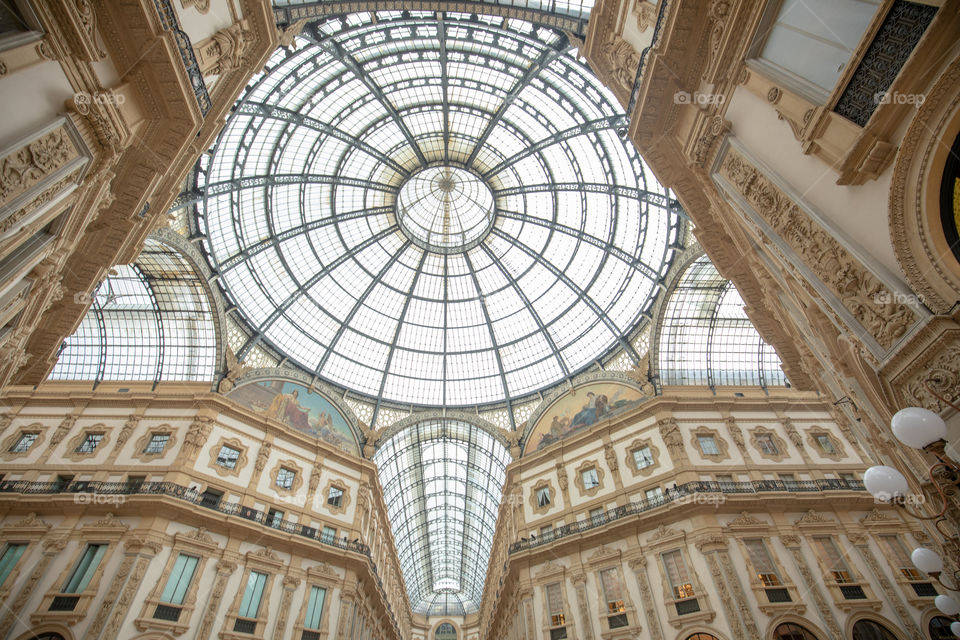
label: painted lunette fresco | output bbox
[228,379,359,455]
[524,382,646,454]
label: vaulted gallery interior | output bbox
[0,1,958,640]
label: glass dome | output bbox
[195,12,682,408]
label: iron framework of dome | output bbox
[193,11,683,413]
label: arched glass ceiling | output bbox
[196,12,681,409]
[49,239,217,386]
[373,419,510,616]
[658,255,787,388]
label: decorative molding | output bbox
[197,560,237,639]
[116,414,139,446]
[207,436,248,478]
[748,425,790,462]
[63,425,112,462]
[624,437,660,477]
[703,551,745,640]
[131,425,178,462]
[530,478,557,516]
[727,512,767,528]
[573,459,605,497]
[854,542,925,640]
[690,425,731,462]
[718,548,761,638]
[806,426,846,461]
[717,146,918,351]
[321,479,351,515]
[269,458,305,497]
[629,556,663,640]
[794,510,834,527]
[0,424,45,461]
[657,417,688,464]
[786,545,842,638]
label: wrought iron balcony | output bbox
[509,478,866,553]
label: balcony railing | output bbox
[509,478,866,553]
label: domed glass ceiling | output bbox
[196,11,682,409]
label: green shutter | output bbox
[63,544,107,593]
[0,544,26,586]
[238,571,267,618]
[160,554,199,604]
[305,585,327,628]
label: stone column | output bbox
[628,556,663,640]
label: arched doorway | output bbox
[773,622,820,640]
[929,616,956,640]
[851,619,899,640]
[686,634,721,640]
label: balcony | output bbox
[510,478,866,552]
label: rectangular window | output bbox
[590,507,605,523]
[600,567,626,613]
[320,526,336,543]
[304,585,327,629]
[815,435,836,455]
[536,486,551,508]
[216,445,241,469]
[717,474,734,488]
[756,434,779,455]
[276,468,295,490]
[879,535,924,580]
[813,536,853,583]
[199,488,223,508]
[546,582,565,627]
[646,487,664,504]
[160,554,199,605]
[143,433,170,455]
[840,473,856,484]
[744,539,781,586]
[0,543,26,586]
[267,508,284,527]
[581,468,599,489]
[662,550,695,599]
[75,433,104,454]
[779,473,798,489]
[9,433,37,453]
[63,544,108,593]
[540,524,554,539]
[238,570,268,618]
[327,487,343,508]
[632,446,654,469]
[698,435,719,455]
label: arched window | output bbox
[685,634,720,640]
[929,616,956,640]
[435,623,457,640]
[851,620,899,640]
[774,622,820,640]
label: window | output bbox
[756,433,779,455]
[545,582,565,629]
[600,567,628,629]
[536,486,551,508]
[851,620,898,640]
[199,488,223,508]
[581,467,599,490]
[590,507,605,523]
[540,525,554,540]
[63,544,108,593]
[276,467,295,490]
[237,570,267,622]
[9,433,37,453]
[320,526,336,544]
[930,616,956,640]
[779,473,797,489]
[75,433,104,453]
[159,554,199,605]
[304,585,327,630]
[126,475,146,490]
[216,445,241,469]
[773,623,820,640]
[143,433,170,455]
[327,486,343,508]
[813,536,852,583]
[878,535,924,580]
[267,508,284,528]
[814,435,836,455]
[840,473,856,484]
[0,543,26,586]
[698,435,719,455]
[645,487,664,504]
[744,539,782,586]
[632,446,654,469]
[662,550,695,599]
[717,474,734,488]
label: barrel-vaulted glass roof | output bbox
[195,11,682,410]
[658,255,787,388]
[373,419,510,615]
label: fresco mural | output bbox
[227,380,360,455]
[524,381,646,453]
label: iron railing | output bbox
[509,478,866,552]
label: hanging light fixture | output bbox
[863,381,960,607]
